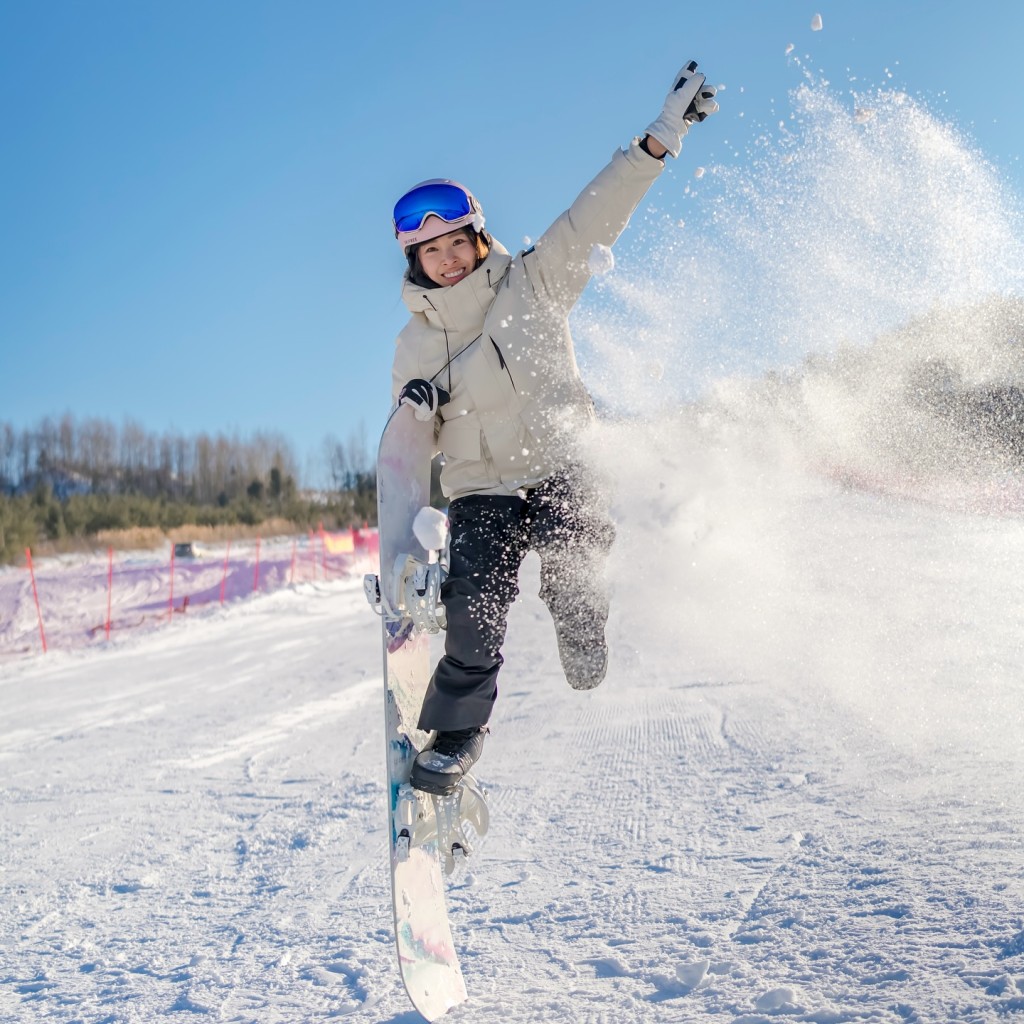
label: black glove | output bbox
[398,379,450,421]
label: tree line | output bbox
[0,415,377,564]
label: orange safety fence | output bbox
[0,528,380,661]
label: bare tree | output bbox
[323,433,349,491]
[58,414,77,472]
[193,433,214,504]
[0,422,16,488]
[346,422,370,482]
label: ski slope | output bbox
[4,408,1024,1023]
[7,71,1024,1023]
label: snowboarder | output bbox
[390,61,719,795]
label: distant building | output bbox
[13,469,93,500]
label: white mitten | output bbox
[645,61,719,158]
[413,506,449,554]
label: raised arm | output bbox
[526,60,719,310]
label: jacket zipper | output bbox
[490,337,516,392]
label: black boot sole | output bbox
[409,766,462,796]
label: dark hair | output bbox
[406,228,490,289]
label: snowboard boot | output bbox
[410,727,487,796]
[554,621,608,691]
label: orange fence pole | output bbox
[25,548,47,654]
[105,546,113,640]
[168,543,176,619]
[220,539,231,605]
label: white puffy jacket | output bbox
[391,140,664,500]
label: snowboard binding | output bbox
[392,775,489,876]
[364,553,447,635]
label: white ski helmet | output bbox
[393,179,485,252]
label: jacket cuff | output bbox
[625,137,668,177]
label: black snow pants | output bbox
[416,466,614,732]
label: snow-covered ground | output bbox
[4,403,1024,1022]
[6,71,1024,1023]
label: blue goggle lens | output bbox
[393,182,473,234]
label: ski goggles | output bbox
[393,180,475,235]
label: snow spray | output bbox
[576,74,1024,416]
[572,68,1024,743]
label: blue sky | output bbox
[2,1,1022,482]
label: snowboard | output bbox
[365,403,486,1021]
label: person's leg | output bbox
[412,494,526,794]
[416,494,526,731]
[527,466,615,690]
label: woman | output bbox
[391,61,718,795]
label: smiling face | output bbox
[415,224,480,287]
